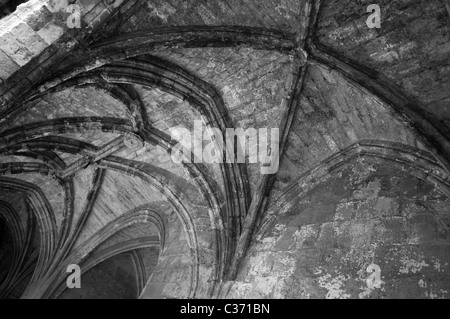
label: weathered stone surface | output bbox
[0,48,19,80]
[154,47,293,192]
[116,0,304,34]
[228,157,450,299]
[317,0,450,137]
[37,21,65,45]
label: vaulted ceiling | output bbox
[0,0,449,299]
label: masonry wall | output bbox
[227,156,450,299]
[140,213,193,299]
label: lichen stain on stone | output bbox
[258,223,288,249]
[221,85,246,110]
[352,179,381,201]
[318,273,351,299]
[399,253,429,274]
[359,277,386,299]
[349,158,376,185]
[425,287,449,300]
[230,251,296,299]
[146,2,176,23]
[432,258,447,273]
[419,279,427,288]
[294,224,320,249]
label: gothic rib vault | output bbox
[0,0,449,299]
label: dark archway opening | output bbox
[59,252,140,299]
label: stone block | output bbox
[83,1,107,25]
[1,15,48,56]
[15,1,53,31]
[78,0,102,15]
[37,21,65,45]
[0,49,20,80]
[0,32,33,66]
